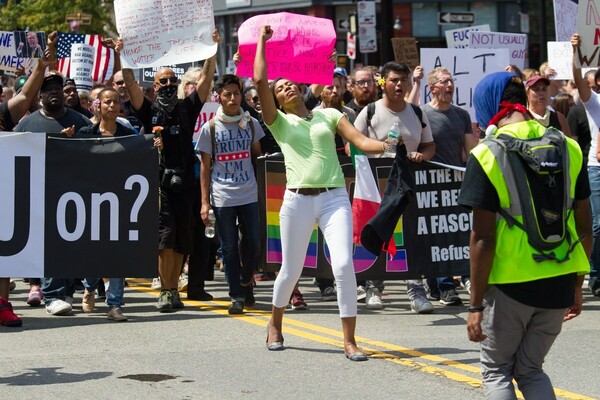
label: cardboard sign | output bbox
[444,24,490,48]
[115,0,217,68]
[0,133,158,278]
[469,31,528,70]
[236,12,336,85]
[420,48,510,121]
[391,37,419,70]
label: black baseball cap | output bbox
[40,73,64,92]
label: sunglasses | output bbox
[114,80,126,86]
[250,96,259,103]
[158,76,178,85]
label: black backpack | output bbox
[484,127,581,263]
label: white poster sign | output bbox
[70,43,94,93]
[444,24,490,49]
[576,0,600,67]
[359,25,377,53]
[548,41,574,80]
[420,48,510,121]
[554,0,578,41]
[114,0,217,68]
[469,31,528,70]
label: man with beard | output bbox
[346,67,377,115]
[354,62,435,312]
[315,72,356,156]
[63,78,93,118]
[121,30,220,312]
[113,70,143,133]
[422,67,476,306]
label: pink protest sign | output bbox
[236,13,336,85]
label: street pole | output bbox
[381,0,393,65]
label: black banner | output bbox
[257,155,470,280]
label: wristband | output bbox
[468,306,485,313]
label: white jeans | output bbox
[272,188,357,317]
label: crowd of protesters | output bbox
[0,22,598,395]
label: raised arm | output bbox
[103,37,123,86]
[253,25,278,125]
[196,29,221,103]
[406,66,423,106]
[122,68,145,111]
[571,34,592,103]
[8,31,58,123]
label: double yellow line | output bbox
[128,279,596,400]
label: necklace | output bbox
[301,110,313,121]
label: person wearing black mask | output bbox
[121,30,220,312]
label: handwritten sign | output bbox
[469,31,528,70]
[114,0,217,68]
[236,12,336,85]
[70,43,94,93]
[420,48,510,121]
[0,31,37,75]
[391,38,419,70]
[554,0,578,41]
[444,24,490,48]
[576,0,600,68]
[548,41,573,80]
[193,102,219,143]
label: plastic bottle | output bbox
[385,122,401,156]
[205,209,216,238]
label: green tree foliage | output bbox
[0,0,115,35]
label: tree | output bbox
[0,0,115,35]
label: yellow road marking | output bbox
[127,279,596,400]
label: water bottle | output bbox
[385,122,401,156]
[205,209,216,238]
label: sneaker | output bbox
[357,285,367,303]
[177,274,188,292]
[428,286,441,301]
[187,291,213,301]
[170,289,184,309]
[242,282,256,307]
[321,286,337,301]
[26,287,44,307]
[107,307,128,322]
[9,280,16,292]
[151,277,161,290]
[156,290,173,312]
[588,277,600,297]
[228,300,244,315]
[0,298,22,327]
[410,295,434,314]
[290,290,308,310]
[462,277,472,294]
[365,288,384,310]
[439,288,463,306]
[46,299,72,315]
[82,289,96,313]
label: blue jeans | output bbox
[84,278,125,308]
[41,278,78,303]
[213,202,260,302]
[588,167,600,289]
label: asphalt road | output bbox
[2,274,599,400]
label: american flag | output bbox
[56,32,113,83]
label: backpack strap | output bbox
[410,103,427,129]
[366,102,376,137]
